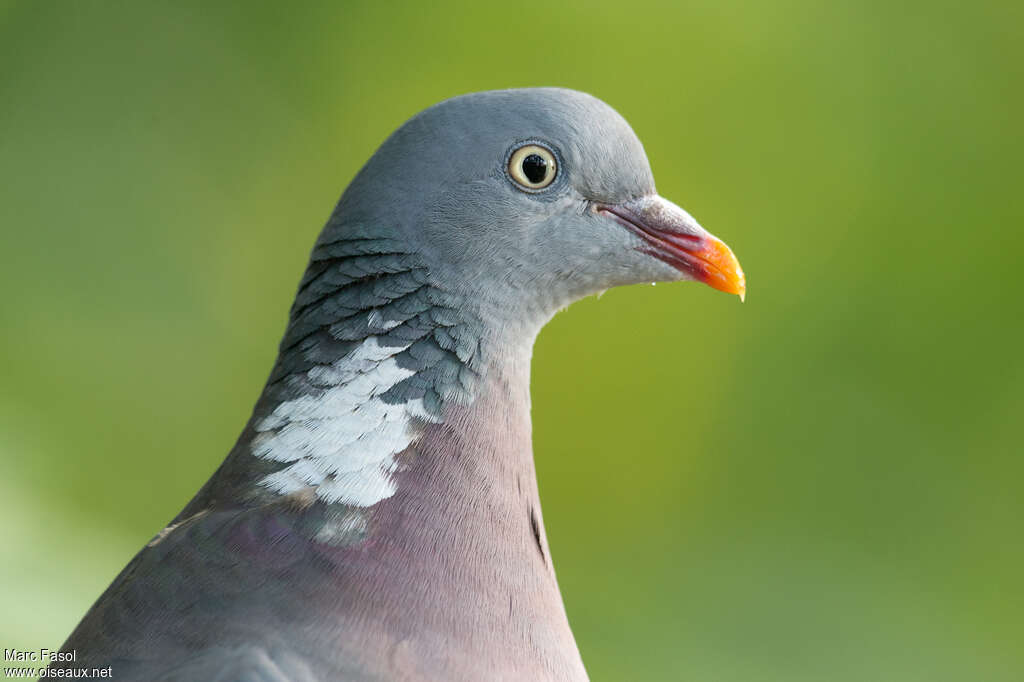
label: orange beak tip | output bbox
[699,236,746,300]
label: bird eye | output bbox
[508,144,557,190]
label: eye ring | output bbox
[507,143,558,191]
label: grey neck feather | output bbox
[186,217,549,522]
[172,165,587,681]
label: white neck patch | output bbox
[251,337,438,507]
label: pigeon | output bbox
[54,88,745,681]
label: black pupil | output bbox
[521,154,549,184]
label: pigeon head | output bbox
[320,88,745,335]
[259,88,746,507]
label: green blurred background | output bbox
[1,1,1021,679]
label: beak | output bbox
[598,195,746,300]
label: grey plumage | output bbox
[54,88,744,680]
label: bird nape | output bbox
[54,88,744,681]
